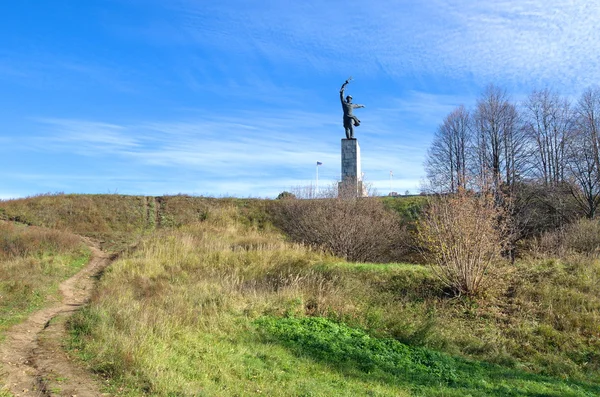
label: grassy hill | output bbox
[1,194,600,396]
[0,193,269,250]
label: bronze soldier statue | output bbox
[340,77,365,139]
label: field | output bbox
[1,194,600,396]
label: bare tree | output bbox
[522,88,573,186]
[566,134,600,218]
[566,87,600,218]
[563,87,600,218]
[425,105,472,193]
[473,85,525,191]
[576,87,600,172]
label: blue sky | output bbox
[2,0,599,199]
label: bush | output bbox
[536,218,600,256]
[270,195,407,263]
[417,189,510,296]
[276,191,296,200]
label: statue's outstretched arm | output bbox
[340,77,352,102]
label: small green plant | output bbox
[0,388,14,397]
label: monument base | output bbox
[340,139,367,197]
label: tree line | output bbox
[425,84,600,221]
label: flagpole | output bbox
[316,163,319,195]
[316,161,323,197]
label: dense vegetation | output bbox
[1,193,600,396]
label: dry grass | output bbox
[0,194,271,252]
[533,217,600,257]
[69,206,365,395]
[0,221,89,337]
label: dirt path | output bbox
[0,243,112,396]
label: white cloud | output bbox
[19,103,430,197]
[168,0,600,93]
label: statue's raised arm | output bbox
[340,78,351,103]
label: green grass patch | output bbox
[255,316,600,396]
[379,195,427,222]
[69,311,413,396]
[317,261,424,272]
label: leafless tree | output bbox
[425,105,472,193]
[575,87,600,172]
[522,88,573,186]
[566,136,600,218]
[567,87,600,218]
[473,84,526,191]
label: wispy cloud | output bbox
[164,0,600,93]
[3,1,594,198]
[22,99,431,195]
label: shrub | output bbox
[536,217,600,256]
[270,195,407,263]
[417,189,510,296]
[276,191,296,200]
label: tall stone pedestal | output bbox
[339,138,366,197]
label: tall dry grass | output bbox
[0,221,89,336]
[533,217,600,257]
[0,194,271,252]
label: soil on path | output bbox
[0,242,112,396]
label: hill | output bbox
[1,194,599,396]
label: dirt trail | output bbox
[0,242,112,396]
